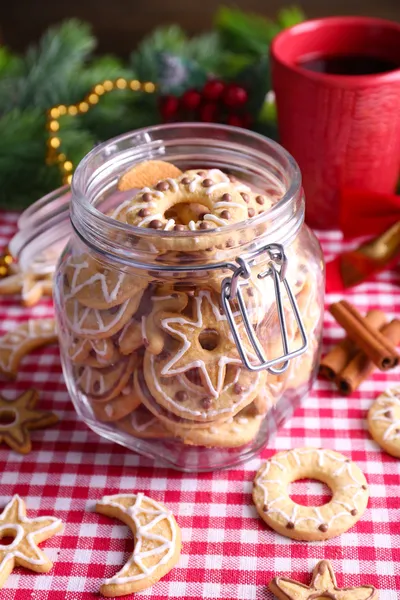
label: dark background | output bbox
[1,0,400,55]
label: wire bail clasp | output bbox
[221,243,308,373]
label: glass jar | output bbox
[51,123,324,471]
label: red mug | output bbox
[271,17,400,230]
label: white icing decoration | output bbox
[0,495,61,570]
[65,260,126,304]
[141,187,164,199]
[97,493,177,585]
[164,219,176,231]
[213,201,247,211]
[188,221,197,231]
[137,213,163,227]
[164,178,179,192]
[371,389,400,441]
[160,291,242,398]
[203,214,227,227]
[188,176,201,193]
[205,182,230,196]
[67,299,130,335]
[0,320,56,373]
[105,405,114,417]
[149,354,259,419]
[130,411,158,432]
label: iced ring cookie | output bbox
[253,448,369,541]
[96,493,181,596]
[123,168,248,239]
[368,386,400,458]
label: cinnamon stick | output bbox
[319,309,387,380]
[329,300,400,371]
[337,319,400,395]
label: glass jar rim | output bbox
[71,123,303,266]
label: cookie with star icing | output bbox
[144,289,263,421]
[368,386,400,458]
[65,295,140,339]
[253,448,369,541]
[0,495,63,589]
[269,559,378,600]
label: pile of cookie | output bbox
[59,160,323,449]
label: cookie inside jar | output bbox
[55,124,324,470]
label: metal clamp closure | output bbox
[221,243,308,373]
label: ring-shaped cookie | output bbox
[125,168,248,231]
[368,386,400,458]
[253,448,369,541]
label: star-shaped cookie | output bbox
[0,389,58,454]
[269,560,378,600]
[159,290,242,397]
[0,495,63,589]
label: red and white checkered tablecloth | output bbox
[0,211,399,600]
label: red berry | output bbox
[202,79,225,101]
[181,89,202,111]
[222,84,248,108]
[227,114,244,127]
[199,102,219,123]
[159,95,179,120]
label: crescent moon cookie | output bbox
[75,354,137,403]
[0,270,53,307]
[0,495,63,590]
[91,374,141,422]
[64,254,147,309]
[0,319,58,378]
[65,295,140,339]
[95,493,181,596]
[253,448,369,541]
[269,559,378,600]
[368,386,400,458]
[0,389,58,454]
[69,337,120,367]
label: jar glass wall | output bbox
[53,123,325,471]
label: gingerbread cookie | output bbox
[65,296,139,339]
[96,493,181,596]
[118,160,183,192]
[118,289,188,356]
[269,559,378,600]
[253,448,369,541]
[368,386,400,458]
[0,389,58,454]
[0,319,58,378]
[64,254,146,309]
[91,374,140,422]
[124,168,248,234]
[0,269,53,307]
[117,405,170,439]
[165,404,263,447]
[69,337,120,367]
[76,354,137,403]
[0,495,63,589]
[155,289,252,397]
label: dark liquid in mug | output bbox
[298,54,399,75]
